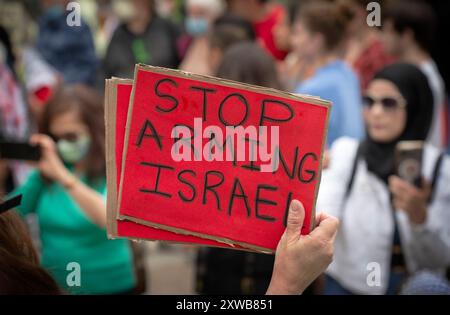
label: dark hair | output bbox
[213,13,256,41]
[384,0,436,52]
[0,210,61,294]
[216,42,281,89]
[297,0,354,52]
[209,14,256,53]
[341,0,384,9]
[40,84,105,183]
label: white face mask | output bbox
[57,135,91,164]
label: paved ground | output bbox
[143,243,197,294]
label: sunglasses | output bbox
[49,132,82,142]
[362,95,406,111]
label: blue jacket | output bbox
[37,10,97,85]
[295,61,364,147]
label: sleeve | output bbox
[316,137,359,219]
[8,170,45,216]
[404,156,450,269]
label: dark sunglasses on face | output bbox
[362,95,406,111]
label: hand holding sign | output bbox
[267,200,339,294]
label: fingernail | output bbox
[291,200,300,212]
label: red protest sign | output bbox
[106,78,243,249]
[116,65,330,252]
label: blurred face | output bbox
[291,21,323,61]
[155,0,175,18]
[187,4,211,20]
[382,20,405,57]
[49,109,89,141]
[228,0,259,22]
[49,110,91,164]
[363,79,407,143]
[131,0,152,19]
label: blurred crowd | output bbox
[1,0,450,295]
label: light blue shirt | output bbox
[295,61,364,147]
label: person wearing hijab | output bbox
[316,63,450,295]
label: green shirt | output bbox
[12,170,136,294]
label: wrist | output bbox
[53,163,69,182]
[58,171,78,190]
[267,273,303,295]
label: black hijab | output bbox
[360,63,434,184]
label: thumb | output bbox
[285,199,305,243]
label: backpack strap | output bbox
[344,144,360,200]
[429,152,445,204]
[338,143,361,220]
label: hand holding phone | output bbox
[391,141,429,224]
[395,141,424,188]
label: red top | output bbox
[253,4,288,61]
[353,39,396,90]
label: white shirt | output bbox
[317,137,450,294]
[420,60,446,149]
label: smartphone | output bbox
[0,141,41,161]
[395,141,424,188]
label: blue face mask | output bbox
[185,17,208,36]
